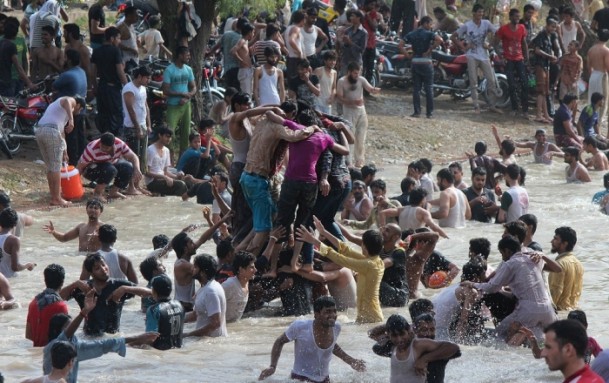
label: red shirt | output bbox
[26,298,69,346]
[497,23,527,61]
[81,137,132,164]
[563,365,604,383]
[363,10,379,49]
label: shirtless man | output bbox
[42,199,104,253]
[231,23,255,95]
[564,147,592,183]
[64,23,92,83]
[581,136,609,171]
[586,29,609,124]
[430,168,471,228]
[515,129,563,164]
[31,25,64,80]
[295,265,357,311]
[381,187,448,238]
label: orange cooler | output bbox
[60,165,84,200]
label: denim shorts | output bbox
[240,172,276,232]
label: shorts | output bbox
[35,124,65,172]
[240,172,276,232]
[535,66,549,95]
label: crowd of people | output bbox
[2,0,609,382]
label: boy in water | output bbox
[145,274,185,350]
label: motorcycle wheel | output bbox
[201,91,224,118]
[370,69,380,88]
[0,114,21,155]
[421,70,444,98]
[494,77,511,109]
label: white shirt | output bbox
[194,279,227,337]
[456,20,497,60]
[212,189,232,215]
[122,81,148,127]
[139,29,164,58]
[38,98,70,134]
[221,276,248,323]
[431,284,460,338]
[145,145,171,185]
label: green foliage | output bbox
[217,0,278,19]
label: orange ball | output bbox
[428,271,448,289]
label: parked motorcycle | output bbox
[429,49,511,108]
[201,58,224,117]
[376,39,413,88]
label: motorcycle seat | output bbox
[432,50,460,63]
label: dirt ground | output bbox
[1,87,544,210]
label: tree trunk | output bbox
[156,0,181,55]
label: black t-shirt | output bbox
[88,3,106,45]
[91,44,123,84]
[288,75,320,107]
[0,39,17,84]
[594,8,609,31]
[381,247,407,289]
[527,241,543,252]
[463,186,496,223]
[72,279,135,336]
[423,251,451,277]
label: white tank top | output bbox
[566,162,586,183]
[533,142,552,164]
[301,25,318,57]
[390,343,426,383]
[317,68,335,104]
[257,66,280,106]
[284,25,303,58]
[118,20,139,64]
[349,198,364,220]
[398,206,424,231]
[560,22,578,47]
[0,233,15,278]
[438,190,467,228]
[174,259,195,304]
[99,249,127,280]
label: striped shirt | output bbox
[80,138,132,164]
[29,12,61,49]
[251,39,281,66]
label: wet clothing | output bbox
[438,190,467,228]
[463,186,496,223]
[222,276,248,323]
[390,343,425,383]
[145,299,185,350]
[26,288,68,346]
[379,247,408,307]
[194,279,227,337]
[98,248,127,280]
[500,185,529,223]
[548,251,584,311]
[0,233,16,277]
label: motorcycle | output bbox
[0,80,52,156]
[201,58,224,117]
[429,49,511,108]
[376,39,413,88]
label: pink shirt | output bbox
[283,120,335,182]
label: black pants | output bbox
[147,178,188,196]
[223,67,240,91]
[505,59,528,113]
[362,48,376,84]
[84,160,133,189]
[65,114,86,166]
[96,82,123,136]
[390,0,416,38]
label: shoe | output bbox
[410,113,421,118]
[426,114,433,119]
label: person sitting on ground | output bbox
[23,341,76,383]
[184,254,228,338]
[554,94,584,149]
[77,132,143,201]
[222,251,256,323]
[42,199,104,253]
[0,208,36,278]
[176,129,214,182]
[430,168,471,228]
[390,176,417,206]
[514,129,563,164]
[138,255,166,313]
[563,146,591,183]
[581,136,609,171]
[145,127,188,196]
[258,296,366,381]
[340,180,373,223]
[592,172,609,214]
[577,92,608,150]
[0,191,33,238]
[463,167,499,223]
[26,264,68,347]
[145,274,185,350]
[344,179,400,230]
[79,224,137,282]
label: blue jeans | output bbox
[240,172,275,232]
[412,62,434,116]
[505,59,528,112]
[312,179,352,240]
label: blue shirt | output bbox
[53,66,88,98]
[176,147,214,171]
[578,105,599,138]
[163,63,194,106]
[43,331,126,383]
[406,28,436,57]
[592,189,609,204]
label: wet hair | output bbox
[369,179,386,192]
[152,234,169,250]
[469,238,491,259]
[361,164,377,179]
[86,198,104,212]
[474,141,487,155]
[322,50,338,61]
[501,140,516,156]
[264,46,281,57]
[98,224,117,244]
[266,22,279,37]
[296,107,321,126]
[313,296,336,312]
[503,220,527,243]
[419,158,433,173]
[291,9,306,24]
[63,23,80,40]
[519,166,527,186]
[583,136,597,148]
[0,207,18,228]
[151,274,172,298]
[44,264,66,290]
[448,162,462,172]
[591,92,604,105]
[48,314,71,342]
[544,320,588,358]
[83,252,104,273]
[232,251,255,276]
[498,235,521,255]
[400,177,416,193]
[171,232,190,258]
[563,146,580,158]
[231,92,251,110]
[241,23,254,37]
[362,229,383,256]
[472,3,484,13]
[519,214,538,235]
[523,4,535,12]
[409,187,428,206]
[51,341,77,369]
[413,313,435,327]
[386,314,411,333]
[347,61,361,72]
[65,49,81,67]
[436,168,454,184]
[105,26,121,40]
[562,94,578,105]
[193,254,218,280]
[509,8,520,17]
[599,29,609,42]
[409,299,434,321]
[139,257,161,281]
[462,261,486,281]
[504,164,521,181]
[472,167,487,178]
[100,132,115,147]
[604,172,609,189]
[567,310,588,328]
[41,25,56,36]
[554,226,577,251]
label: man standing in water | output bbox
[430,168,471,228]
[259,296,366,381]
[42,199,104,253]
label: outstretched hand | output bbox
[259,366,276,380]
[295,225,317,245]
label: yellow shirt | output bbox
[548,251,584,311]
[319,241,385,323]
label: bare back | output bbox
[587,43,609,72]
